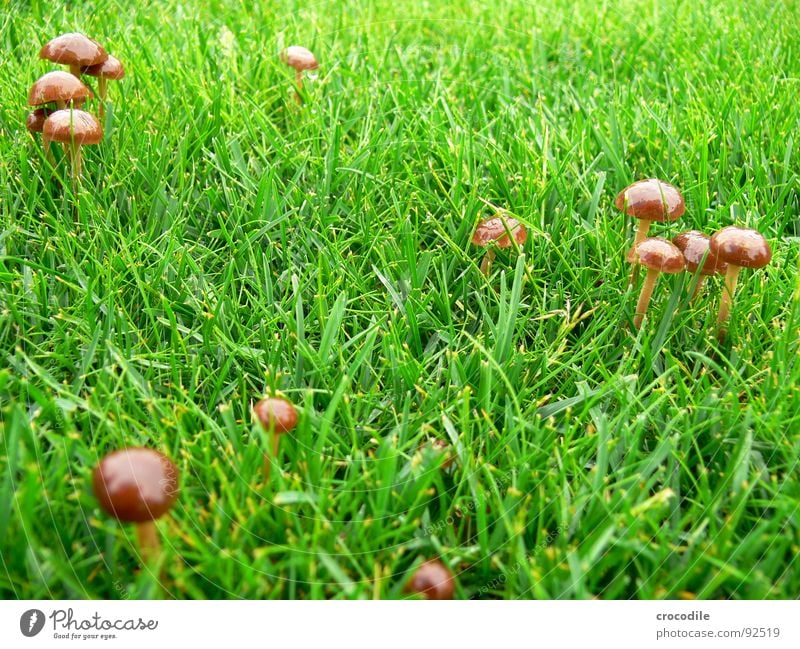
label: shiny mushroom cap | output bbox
[40,32,108,68]
[28,71,93,107]
[43,109,103,145]
[709,226,772,269]
[253,397,298,434]
[26,108,51,133]
[82,54,125,80]
[471,215,528,248]
[92,448,179,523]
[635,237,686,273]
[404,560,455,600]
[281,46,319,71]
[615,178,685,222]
[672,230,728,276]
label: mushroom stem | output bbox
[98,76,108,102]
[716,264,742,338]
[135,520,161,564]
[293,70,304,105]
[480,248,496,276]
[69,63,82,79]
[628,219,652,285]
[263,432,281,483]
[632,219,652,250]
[66,141,81,195]
[97,77,108,118]
[633,267,661,329]
[73,142,82,179]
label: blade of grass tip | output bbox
[590,409,610,495]
[650,272,687,364]
[730,427,753,497]
[312,373,351,478]
[494,253,526,365]
[535,383,602,419]
[318,292,346,363]
[292,274,305,384]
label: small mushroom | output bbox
[40,32,107,78]
[28,71,93,110]
[43,109,102,188]
[419,438,455,470]
[672,230,728,299]
[709,226,772,339]
[253,396,298,482]
[616,179,685,283]
[81,55,125,118]
[404,559,455,600]
[26,108,49,133]
[280,46,318,103]
[92,447,179,564]
[632,237,685,329]
[471,214,528,276]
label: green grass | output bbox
[1,0,799,599]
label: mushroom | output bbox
[404,559,455,600]
[280,46,318,103]
[616,179,685,283]
[253,396,298,482]
[26,108,50,133]
[709,226,772,339]
[672,230,728,299]
[92,447,179,564]
[81,55,125,118]
[419,438,455,470]
[39,32,107,78]
[632,237,685,329]
[43,109,102,188]
[28,71,93,110]
[471,213,528,276]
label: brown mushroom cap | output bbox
[28,71,93,107]
[635,237,686,273]
[254,397,298,434]
[281,46,319,71]
[709,226,772,269]
[471,215,528,248]
[672,230,728,275]
[82,54,125,80]
[43,109,103,145]
[615,178,685,222]
[40,32,108,68]
[404,560,455,600]
[26,108,51,133]
[92,448,179,523]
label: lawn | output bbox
[1,0,799,599]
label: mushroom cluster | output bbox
[616,179,772,337]
[26,33,125,185]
